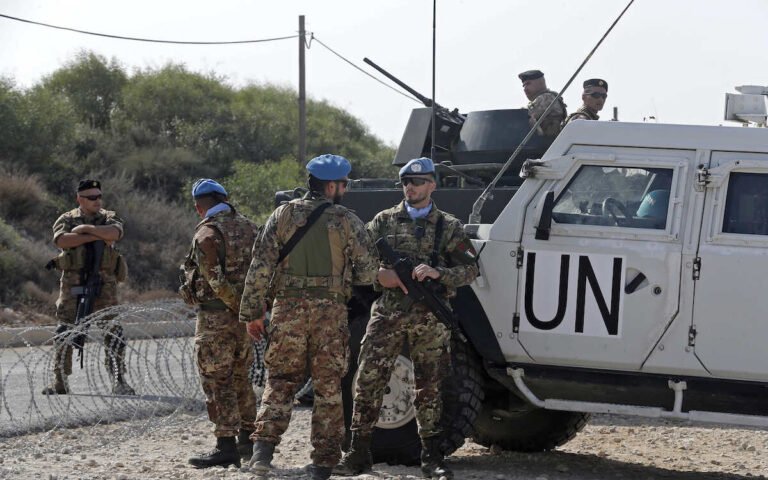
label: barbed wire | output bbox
[0,299,311,452]
[0,300,202,446]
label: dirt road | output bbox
[0,409,766,479]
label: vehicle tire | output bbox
[342,312,485,466]
[472,389,590,452]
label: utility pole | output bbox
[298,15,307,165]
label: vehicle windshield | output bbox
[552,165,674,229]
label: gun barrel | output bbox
[364,57,439,108]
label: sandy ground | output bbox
[1,408,767,480]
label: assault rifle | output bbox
[375,237,466,343]
[70,240,105,368]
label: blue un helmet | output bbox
[399,157,435,177]
[636,190,670,219]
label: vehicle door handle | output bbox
[625,272,647,294]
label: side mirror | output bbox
[535,191,555,240]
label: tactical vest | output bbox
[50,210,125,281]
[530,90,567,135]
[272,197,350,301]
[180,206,258,306]
[563,106,599,126]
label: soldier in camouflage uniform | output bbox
[519,69,567,137]
[563,78,608,126]
[336,157,479,480]
[240,154,377,480]
[180,179,260,469]
[43,179,134,396]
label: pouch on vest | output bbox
[115,253,128,283]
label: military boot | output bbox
[237,429,254,460]
[306,464,333,480]
[333,431,372,475]
[41,373,69,395]
[188,436,240,469]
[420,436,453,479]
[105,326,135,396]
[42,343,72,395]
[248,440,275,472]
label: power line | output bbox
[0,12,297,45]
[1,11,421,104]
[312,35,420,104]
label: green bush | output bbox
[225,158,305,223]
[0,217,58,307]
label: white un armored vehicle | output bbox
[463,119,768,453]
[278,74,768,464]
[335,116,768,467]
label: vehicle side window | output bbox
[552,165,674,229]
[723,173,768,235]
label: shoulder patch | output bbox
[455,240,477,262]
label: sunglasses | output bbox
[335,179,350,188]
[401,177,433,187]
[79,194,103,201]
[587,92,608,99]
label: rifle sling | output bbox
[277,203,331,264]
[430,214,444,268]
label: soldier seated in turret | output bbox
[563,78,608,126]
[519,69,567,138]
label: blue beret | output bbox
[399,157,435,177]
[192,179,228,198]
[306,154,352,181]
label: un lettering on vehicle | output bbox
[520,250,626,338]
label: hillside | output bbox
[0,51,395,320]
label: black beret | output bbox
[518,70,544,82]
[583,78,608,91]
[77,179,101,192]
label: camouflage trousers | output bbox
[195,309,257,438]
[253,297,349,468]
[52,274,126,381]
[351,303,450,439]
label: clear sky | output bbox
[1,0,767,146]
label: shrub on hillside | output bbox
[0,169,66,235]
[109,186,198,291]
[225,158,305,223]
[0,218,58,309]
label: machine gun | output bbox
[70,240,105,368]
[364,57,465,161]
[375,237,466,343]
[365,57,465,125]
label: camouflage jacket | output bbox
[51,208,124,282]
[180,205,259,312]
[527,90,567,137]
[563,105,599,126]
[368,201,479,312]
[239,192,378,321]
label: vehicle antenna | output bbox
[468,0,636,224]
[431,0,437,162]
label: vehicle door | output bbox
[690,152,768,382]
[516,148,691,371]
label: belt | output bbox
[198,299,229,311]
[278,289,346,304]
[274,274,343,289]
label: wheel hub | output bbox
[375,354,415,429]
